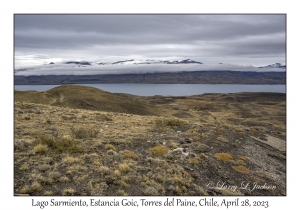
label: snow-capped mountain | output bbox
[259,63,286,69]
[14,59,286,76]
[96,59,203,65]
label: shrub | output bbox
[36,135,83,154]
[150,145,169,156]
[70,127,99,139]
[154,118,187,127]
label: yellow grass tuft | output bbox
[105,144,116,151]
[62,188,76,196]
[119,163,131,173]
[232,165,250,174]
[238,155,247,161]
[31,181,42,192]
[34,144,48,154]
[188,158,199,165]
[150,145,169,156]
[213,153,234,163]
[237,159,246,166]
[123,150,138,159]
[62,156,83,165]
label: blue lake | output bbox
[14,84,286,96]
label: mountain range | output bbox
[15,59,286,74]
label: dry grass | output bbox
[123,150,138,159]
[188,158,199,165]
[14,89,286,196]
[31,181,42,192]
[238,155,247,161]
[154,118,187,127]
[43,190,54,196]
[62,156,83,165]
[213,153,234,163]
[19,163,29,171]
[99,166,111,175]
[232,165,250,174]
[59,176,70,183]
[119,163,131,173]
[105,144,116,151]
[34,134,83,154]
[70,127,99,139]
[33,144,48,153]
[237,159,246,166]
[62,188,76,196]
[19,185,31,194]
[150,145,169,156]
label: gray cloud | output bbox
[14,14,286,69]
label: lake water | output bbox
[14,84,286,96]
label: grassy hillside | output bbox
[14,85,286,196]
[15,85,158,116]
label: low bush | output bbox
[70,127,99,139]
[34,135,83,154]
[154,118,187,127]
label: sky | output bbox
[14,14,286,70]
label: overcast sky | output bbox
[14,14,286,69]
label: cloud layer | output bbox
[14,63,284,76]
[14,14,286,69]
